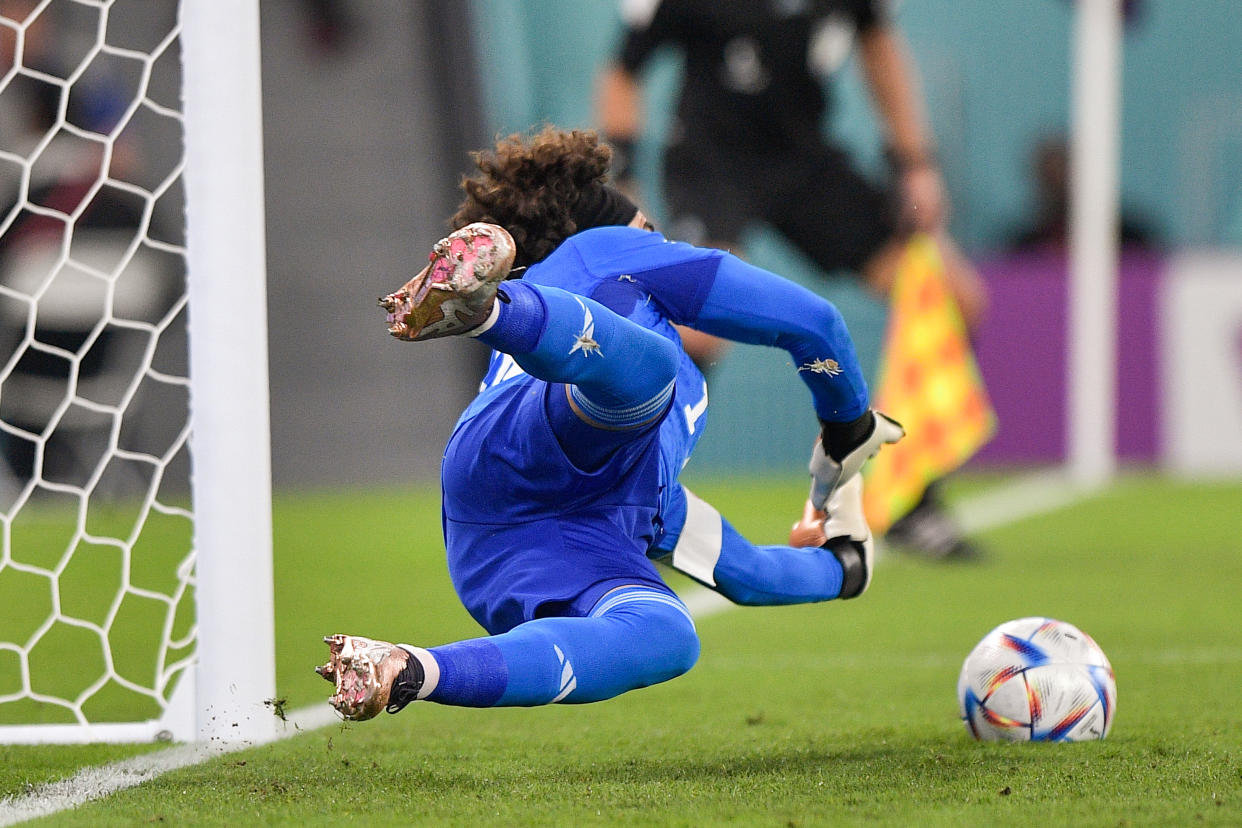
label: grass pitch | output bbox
[1,472,1240,826]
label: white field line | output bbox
[952,468,1093,535]
[0,470,1091,825]
[0,705,340,827]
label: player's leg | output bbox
[478,275,704,468]
[855,246,984,560]
[471,278,679,469]
[471,278,677,426]
[661,140,752,258]
[926,229,987,329]
[381,222,679,466]
[378,220,678,405]
[651,483,859,605]
[774,145,984,337]
[317,585,699,719]
[417,585,698,707]
[857,231,987,330]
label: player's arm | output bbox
[626,240,902,491]
[686,254,869,421]
[691,253,903,497]
[654,479,882,601]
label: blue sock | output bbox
[425,587,699,707]
[474,279,548,354]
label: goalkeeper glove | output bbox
[788,474,874,599]
[822,474,873,598]
[808,409,904,511]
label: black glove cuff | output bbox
[825,537,867,599]
[820,411,874,463]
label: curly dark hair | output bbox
[450,127,614,269]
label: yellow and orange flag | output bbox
[862,234,996,533]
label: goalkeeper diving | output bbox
[316,127,902,719]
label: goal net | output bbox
[0,0,275,744]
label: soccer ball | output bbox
[957,617,1116,742]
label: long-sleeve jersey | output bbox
[441,226,869,634]
[520,225,868,422]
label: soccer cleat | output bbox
[315,634,424,721]
[379,222,516,341]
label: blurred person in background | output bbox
[596,0,986,559]
[1005,133,1159,254]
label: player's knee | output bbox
[617,332,678,416]
[651,601,700,680]
[580,324,677,414]
[609,596,699,682]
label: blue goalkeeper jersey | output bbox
[441,226,868,635]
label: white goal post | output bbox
[1067,0,1123,488]
[0,0,276,744]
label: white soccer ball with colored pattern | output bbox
[957,617,1116,742]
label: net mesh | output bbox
[0,0,194,732]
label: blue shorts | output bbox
[445,514,675,635]
[442,372,678,636]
